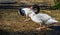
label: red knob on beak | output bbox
[30,6,33,10]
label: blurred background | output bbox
[0,0,60,35]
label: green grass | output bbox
[54,2,60,9]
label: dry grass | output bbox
[0,9,60,32]
[0,9,39,32]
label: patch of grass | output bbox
[54,2,60,9]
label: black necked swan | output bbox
[18,4,59,30]
[28,11,59,30]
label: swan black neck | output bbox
[32,4,40,14]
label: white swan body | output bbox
[29,12,58,25]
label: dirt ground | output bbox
[0,9,60,35]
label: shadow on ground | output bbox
[0,26,60,35]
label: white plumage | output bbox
[18,6,58,30]
[28,12,58,30]
[29,12,58,25]
[19,7,58,25]
[21,8,33,17]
